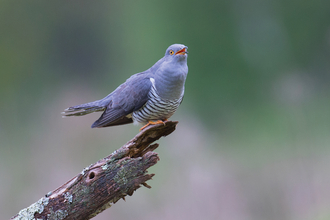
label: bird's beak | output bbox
[175,47,188,55]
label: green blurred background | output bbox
[1,1,330,219]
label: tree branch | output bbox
[11,121,178,220]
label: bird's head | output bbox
[165,44,188,62]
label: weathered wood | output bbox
[11,121,178,220]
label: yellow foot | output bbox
[139,119,168,131]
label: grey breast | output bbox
[132,78,183,124]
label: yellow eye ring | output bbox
[169,50,174,55]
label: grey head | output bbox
[62,43,188,129]
[153,44,188,100]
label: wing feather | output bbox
[91,73,152,128]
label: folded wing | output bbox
[91,74,152,128]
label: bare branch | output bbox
[11,121,178,220]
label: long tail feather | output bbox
[62,100,107,117]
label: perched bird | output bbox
[62,44,188,130]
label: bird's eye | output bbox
[169,50,174,55]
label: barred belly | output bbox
[132,81,183,124]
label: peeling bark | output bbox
[11,121,178,220]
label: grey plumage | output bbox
[62,44,188,128]
[132,77,184,124]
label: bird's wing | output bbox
[91,73,152,128]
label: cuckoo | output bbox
[62,44,188,130]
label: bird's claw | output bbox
[139,119,167,131]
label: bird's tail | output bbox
[62,99,106,117]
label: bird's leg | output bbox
[140,119,168,131]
